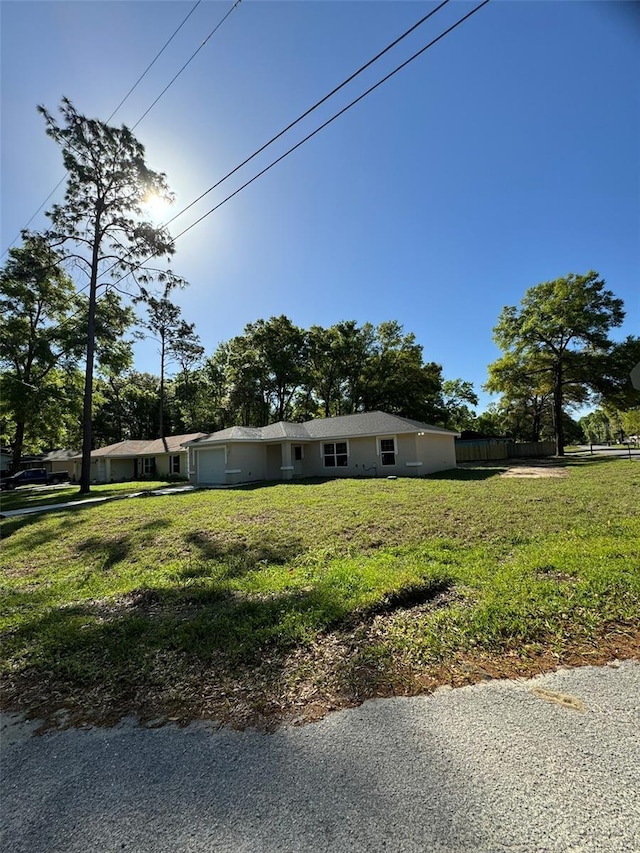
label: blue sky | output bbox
[1,0,638,413]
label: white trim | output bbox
[225,469,241,474]
[376,434,397,454]
[377,435,397,465]
[321,439,350,467]
[280,466,294,471]
[405,461,423,467]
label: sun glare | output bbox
[143,192,173,223]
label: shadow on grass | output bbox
[183,531,303,578]
[0,512,86,548]
[429,465,507,481]
[2,573,453,713]
[558,455,632,468]
[75,535,133,571]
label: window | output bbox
[380,437,396,466]
[170,455,180,474]
[142,457,155,475]
[323,441,348,467]
[294,446,303,462]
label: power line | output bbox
[106,1,204,124]
[108,0,491,293]
[25,0,491,338]
[173,0,491,243]
[133,0,242,131]
[96,0,453,286]
[1,0,240,258]
[162,0,451,230]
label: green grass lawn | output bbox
[1,457,638,729]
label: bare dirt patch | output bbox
[500,460,568,479]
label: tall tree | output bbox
[93,371,163,444]
[489,272,624,455]
[141,297,201,438]
[359,322,443,422]
[0,236,79,467]
[590,336,640,411]
[40,98,185,492]
[170,330,205,432]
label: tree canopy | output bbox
[39,98,186,491]
[487,272,625,454]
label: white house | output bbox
[184,412,458,487]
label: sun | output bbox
[142,191,173,222]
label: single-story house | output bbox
[72,432,207,483]
[42,449,79,479]
[184,412,459,487]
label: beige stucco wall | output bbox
[80,452,190,484]
[415,433,457,472]
[222,443,267,485]
[299,433,448,478]
[192,433,456,486]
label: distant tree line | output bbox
[91,316,480,445]
[2,243,638,460]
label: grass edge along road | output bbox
[1,457,638,731]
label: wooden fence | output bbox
[455,441,556,463]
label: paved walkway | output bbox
[3,661,639,852]
[0,485,195,518]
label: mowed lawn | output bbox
[1,458,638,730]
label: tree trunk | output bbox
[11,421,25,471]
[79,210,102,493]
[553,360,565,456]
[159,335,165,439]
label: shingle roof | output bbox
[79,432,208,459]
[185,412,458,446]
[42,449,79,461]
[303,411,457,439]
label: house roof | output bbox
[303,411,457,439]
[76,433,208,459]
[185,412,458,447]
[42,449,79,461]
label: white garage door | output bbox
[197,448,226,484]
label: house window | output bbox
[171,455,180,474]
[142,457,155,475]
[380,437,396,466]
[294,446,303,462]
[323,441,348,468]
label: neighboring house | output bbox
[42,449,79,480]
[184,412,459,487]
[72,433,207,483]
[0,448,12,473]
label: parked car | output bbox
[0,468,70,490]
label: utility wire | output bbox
[107,0,203,123]
[1,0,239,258]
[133,0,242,130]
[162,0,451,230]
[173,0,491,243]
[34,0,491,337]
[96,0,453,285]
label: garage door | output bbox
[197,448,227,484]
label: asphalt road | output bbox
[2,660,639,852]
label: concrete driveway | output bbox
[2,660,638,852]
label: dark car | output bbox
[0,468,69,490]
